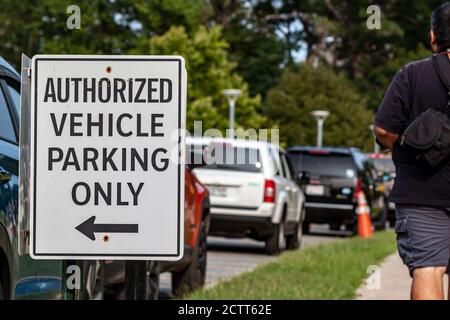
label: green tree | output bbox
[141,26,264,133]
[0,0,209,68]
[206,1,285,99]
[266,64,373,150]
[359,44,431,110]
[0,0,142,67]
[121,0,208,36]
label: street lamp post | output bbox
[369,124,380,154]
[222,89,242,139]
[311,110,330,147]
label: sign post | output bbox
[28,55,186,285]
[125,260,147,300]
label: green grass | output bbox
[188,231,396,300]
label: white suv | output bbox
[186,137,305,255]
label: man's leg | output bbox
[447,273,450,300]
[411,267,447,300]
[395,205,450,300]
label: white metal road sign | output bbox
[29,55,186,260]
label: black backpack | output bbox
[399,53,450,168]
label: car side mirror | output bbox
[296,171,310,185]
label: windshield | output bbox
[187,143,262,173]
[288,152,356,178]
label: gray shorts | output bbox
[396,205,450,277]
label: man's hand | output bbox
[374,126,399,149]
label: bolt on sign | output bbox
[29,55,186,260]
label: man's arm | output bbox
[374,67,410,148]
[374,126,399,149]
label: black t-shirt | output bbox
[375,55,450,206]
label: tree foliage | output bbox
[266,64,373,150]
[0,0,445,149]
[143,26,264,132]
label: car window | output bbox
[0,87,16,142]
[285,155,296,179]
[268,147,282,176]
[280,153,291,179]
[278,152,287,178]
[187,143,262,173]
[353,151,366,171]
[366,159,379,182]
[288,151,356,178]
[273,149,284,177]
[6,80,20,114]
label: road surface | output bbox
[160,225,349,297]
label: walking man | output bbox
[374,2,450,300]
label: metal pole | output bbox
[369,125,380,154]
[374,136,380,154]
[62,260,83,300]
[125,260,147,300]
[317,119,324,147]
[228,99,235,139]
[62,260,74,300]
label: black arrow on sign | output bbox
[75,216,139,241]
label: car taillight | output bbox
[264,179,276,203]
[353,178,362,198]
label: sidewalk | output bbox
[356,253,449,300]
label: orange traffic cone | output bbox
[356,191,373,238]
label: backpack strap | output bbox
[432,53,450,110]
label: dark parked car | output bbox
[367,153,396,226]
[287,147,387,234]
[0,57,102,299]
[103,167,210,299]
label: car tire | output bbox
[172,217,208,297]
[265,222,286,255]
[302,222,311,234]
[345,222,357,235]
[286,221,303,250]
[375,203,389,231]
[82,261,105,300]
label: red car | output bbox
[103,167,210,299]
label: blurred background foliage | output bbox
[0,0,442,150]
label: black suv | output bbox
[287,147,387,233]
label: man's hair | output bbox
[431,2,450,51]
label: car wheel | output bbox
[265,222,286,255]
[83,261,104,300]
[375,203,389,231]
[172,217,208,297]
[286,220,303,250]
[302,222,311,234]
[345,222,357,235]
